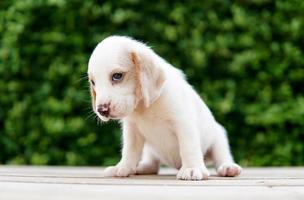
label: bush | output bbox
[0,0,303,166]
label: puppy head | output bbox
[88,36,165,121]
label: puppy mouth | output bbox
[99,115,109,122]
[108,114,123,120]
[97,113,122,121]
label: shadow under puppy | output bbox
[87,36,242,180]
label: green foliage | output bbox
[0,0,303,166]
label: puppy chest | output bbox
[135,118,172,140]
[135,120,181,167]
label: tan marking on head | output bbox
[131,52,143,102]
[90,84,96,111]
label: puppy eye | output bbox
[90,80,95,86]
[112,73,123,82]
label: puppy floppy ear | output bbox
[131,50,166,107]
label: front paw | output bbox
[217,162,242,177]
[102,164,135,177]
[177,165,210,181]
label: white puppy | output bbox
[88,36,242,180]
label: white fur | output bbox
[88,36,242,180]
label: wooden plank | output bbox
[0,166,303,177]
[0,166,303,200]
[1,182,303,200]
[0,176,304,187]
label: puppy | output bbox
[88,36,242,180]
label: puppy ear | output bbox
[90,84,96,111]
[131,50,166,107]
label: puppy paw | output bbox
[102,164,135,177]
[217,162,242,177]
[177,166,210,181]
[136,162,159,175]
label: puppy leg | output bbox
[103,121,144,177]
[212,125,242,177]
[136,145,160,175]
[175,124,209,181]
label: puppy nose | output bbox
[97,104,110,117]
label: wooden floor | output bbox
[0,166,303,200]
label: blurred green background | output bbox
[0,0,303,166]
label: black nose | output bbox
[97,104,110,117]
